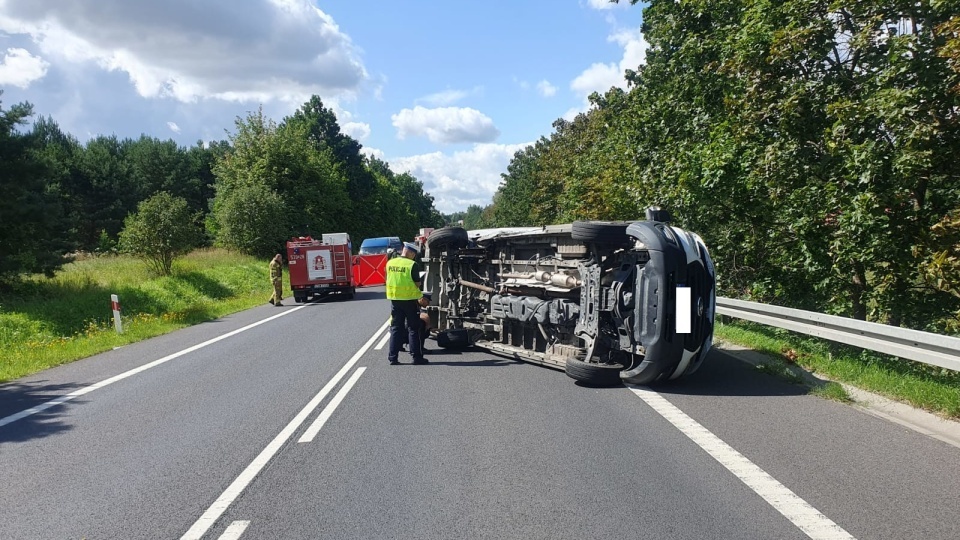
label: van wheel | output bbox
[427,227,468,251]
[565,358,624,387]
[436,328,471,349]
[571,221,632,245]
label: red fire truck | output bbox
[286,233,356,303]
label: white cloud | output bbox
[570,62,622,99]
[389,142,532,214]
[536,79,557,98]
[0,47,49,88]
[391,106,500,144]
[611,27,648,73]
[0,0,367,104]
[341,121,370,141]
[166,121,181,134]
[567,25,647,119]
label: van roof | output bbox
[359,236,401,247]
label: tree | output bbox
[492,142,542,227]
[0,96,72,281]
[211,183,289,259]
[211,105,443,254]
[118,192,201,276]
[549,0,960,331]
[65,135,136,250]
[211,106,357,251]
[461,204,490,231]
[284,96,376,203]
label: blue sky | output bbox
[0,0,647,214]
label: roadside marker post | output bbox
[111,294,123,333]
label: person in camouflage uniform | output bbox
[269,253,284,306]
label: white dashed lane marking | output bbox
[216,520,250,540]
[180,321,389,540]
[375,332,389,350]
[299,367,366,443]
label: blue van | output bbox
[358,236,403,255]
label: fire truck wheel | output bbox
[564,358,624,387]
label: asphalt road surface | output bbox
[2,286,958,539]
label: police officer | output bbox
[268,253,283,306]
[386,242,425,364]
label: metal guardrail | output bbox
[715,297,960,373]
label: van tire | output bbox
[571,221,632,245]
[565,358,624,387]
[427,227,468,251]
[437,328,471,349]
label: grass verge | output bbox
[715,319,960,419]
[0,249,286,383]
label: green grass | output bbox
[753,359,806,385]
[0,249,287,383]
[716,319,960,419]
[809,382,853,404]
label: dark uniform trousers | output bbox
[388,299,423,362]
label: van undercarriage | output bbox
[421,216,716,386]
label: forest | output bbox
[0,93,444,278]
[466,0,960,334]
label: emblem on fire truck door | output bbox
[306,249,333,281]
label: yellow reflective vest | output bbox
[386,257,421,300]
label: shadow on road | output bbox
[388,342,522,368]
[0,380,82,444]
[418,357,521,368]
[652,348,811,398]
[349,288,385,302]
[290,287,384,306]
[417,342,813,398]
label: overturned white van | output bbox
[421,208,716,386]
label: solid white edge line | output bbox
[180,320,390,540]
[677,286,691,334]
[375,332,390,350]
[627,385,856,540]
[217,520,250,540]
[0,305,310,429]
[299,367,366,443]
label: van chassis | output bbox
[421,218,716,386]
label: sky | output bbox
[0,0,648,215]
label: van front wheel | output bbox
[564,358,623,387]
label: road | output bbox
[1,286,959,539]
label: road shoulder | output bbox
[715,341,960,450]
